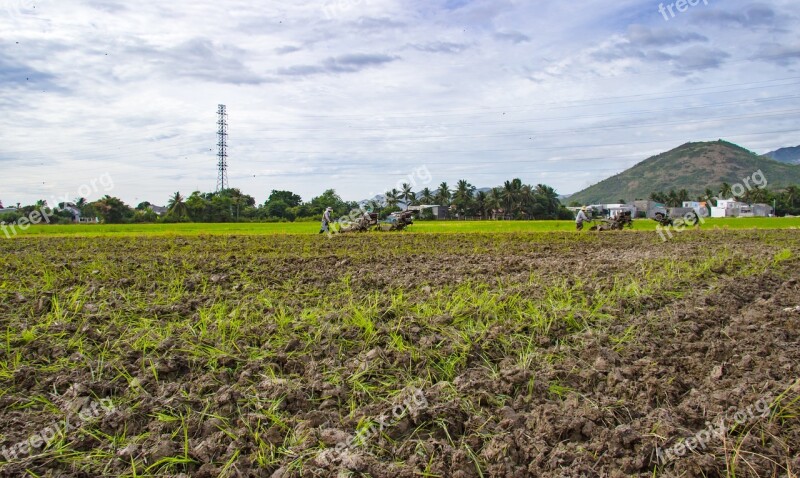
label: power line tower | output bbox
[216,104,229,192]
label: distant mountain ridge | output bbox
[568,140,800,205]
[765,145,800,165]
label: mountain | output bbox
[765,145,800,165]
[567,140,800,205]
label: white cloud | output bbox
[1,0,799,206]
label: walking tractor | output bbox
[338,211,414,233]
[589,210,634,231]
[376,211,414,231]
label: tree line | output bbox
[1,178,572,224]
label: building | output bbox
[711,199,772,217]
[150,205,169,216]
[752,203,774,217]
[682,201,709,217]
[407,205,448,220]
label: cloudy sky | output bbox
[2,0,799,207]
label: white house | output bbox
[711,199,771,218]
[682,201,710,217]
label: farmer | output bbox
[575,207,590,231]
[319,207,334,234]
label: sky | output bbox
[1,0,799,207]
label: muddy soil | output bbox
[0,231,798,477]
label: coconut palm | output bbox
[74,197,88,213]
[452,179,475,216]
[785,185,800,208]
[436,182,451,206]
[400,183,416,209]
[167,192,189,218]
[519,184,535,216]
[501,180,521,216]
[418,187,435,204]
[488,187,502,219]
[535,184,560,214]
[385,189,400,208]
[743,186,769,204]
[475,191,488,219]
[720,182,733,199]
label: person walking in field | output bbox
[320,207,334,234]
[575,206,590,231]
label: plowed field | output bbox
[1,231,798,477]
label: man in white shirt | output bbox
[320,207,334,234]
[575,207,591,231]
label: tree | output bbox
[400,183,416,209]
[649,191,667,203]
[743,186,770,205]
[309,189,350,217]
[266,200,294,220]
[267,190,302,207]
[167,192,189,220]
[720,182,733,199]
[92,196,132,224]
[488,188,502,218]
[784,185,800,208]
[501,180,521,217]
[665,189,680,207]
[436,182,451,206]
[475,191,488,219]
[74,197,88,214]
[677,189,690,205]
[385,189,400,208]
[452,179,475,216]
[418,187,435,204]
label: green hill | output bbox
[568,140,800,204]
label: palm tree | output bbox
[385,189,400,208]
[475,191,488,219]
[720,182,733,199]
[454,180,474,199]
[743,186,769,205]
[501,180,520,217]
[74,197,88,213]
[535,184,560,215]
[519,184,535,217]
[366,199,381,213]
[418,187,435,204]
[453,179,475,216]
[168,192,188,218]
[488,188,502,219]
[666,189,679,207]
[785,185,800,208]
[650,191,667,203]
[436,182,451,206]
[400,183,415,209]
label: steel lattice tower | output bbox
[216,104,229,192]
